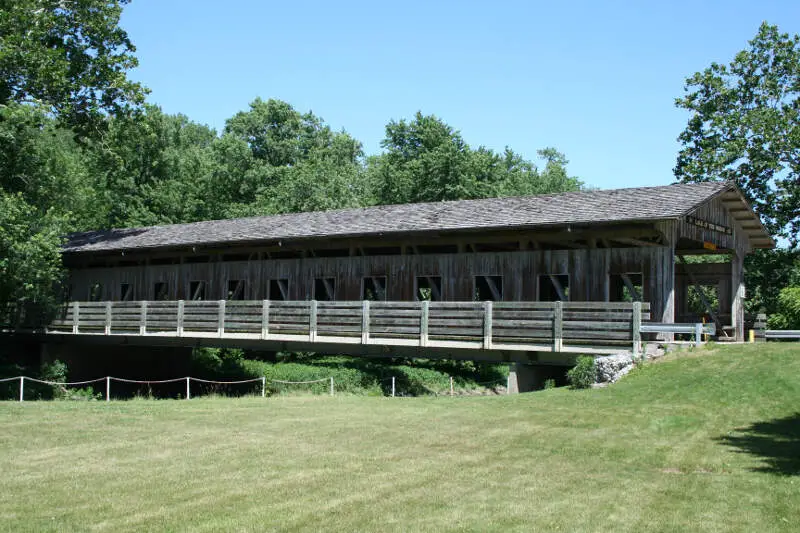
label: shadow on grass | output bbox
[717,413,800,476]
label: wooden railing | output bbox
[22,300,652,355]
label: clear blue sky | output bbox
[120,0,800,190]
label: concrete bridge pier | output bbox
[508,361,571,393]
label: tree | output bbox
[0,0,147,134]
[674,22,800,246]
[370,112,581,205]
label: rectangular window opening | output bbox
[416,276,442,301]
[314,277,336,301]
[189,280,207,301]
[268,279,289,301]
[227,280,246,300]
[362,276,387,301]
[88,283,103,301]
[538,274,569,302]
[120,283,133,301]
[474,275,503,301]
[610,273,643,302]
[154,282,169,301]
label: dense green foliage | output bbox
[675,22,800,246]
[767,287,800,330]
[566,355,596,389]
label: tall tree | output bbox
[370,112,581,205]
[0,0,147,135]
[214,98,368,218]
[674,22,799,246]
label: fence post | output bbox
[754,313,767,343]
[361,300,370,344]
[329,376,334,396]
[72,301,79,334]
[391,376,396,398]
[19,376,24,402]
[420,301,429,347]
[186,377,190,400]
[483,301,493,350]
[218,300,225,338]
[106,376,110,402]
[177,300,185,337]
[139,300,147,335]
[450,376,454,396]
[261,376,266,398]
[553,301,563,352]
[694,322,702,347]
[632,301,642,358]
[261,300,270,340]
[104,301,112,335]
[309,300,318,342]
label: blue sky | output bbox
[120,0,800,190]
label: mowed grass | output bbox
[1,344,799,532]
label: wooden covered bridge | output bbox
[2,182,772,390]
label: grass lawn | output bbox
[1,343,798,532]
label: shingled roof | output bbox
[63,182,773,253]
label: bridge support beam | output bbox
[507,362,570,393]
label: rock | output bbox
[594,352,634,383]
[645,343,666,359]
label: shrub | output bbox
[543,378,556,390]
[767,287,800,330]
[567,356,596,389]
[39,359,68,399]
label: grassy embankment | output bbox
[0,343,798,532]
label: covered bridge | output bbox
[61,181,771,343]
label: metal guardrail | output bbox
[640,322,716,347]
[765,330,800,340]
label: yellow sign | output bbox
[703,241,717,251]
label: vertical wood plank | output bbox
[632,301,642,357]
[139,300,147,335]
[420,300,429,347]
[361,300,370,344]
[482,300,492,350]
[553,301,563,352]
[104,301,111,335]
[261,299,270,339]
[218,300,225,337]
[72,301,79,334]
[177,300,185,337]
[309,300,318,342]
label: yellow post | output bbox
[749,329,755,343]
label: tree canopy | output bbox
[675,22,800,247]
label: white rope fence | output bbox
[0,375,338,402]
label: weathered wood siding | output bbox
[67,246,674,322]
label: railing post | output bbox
[553,301,563,352]
[329,376,334,396]
[106,376,110,402]
[450,376,454,396]
[104,301,112,335]
[391,376,396,397]
[420,301,429,347]
[632,301,642,358]
[261,376,266,398]
[483,301,493,350]
[218,300,225,338]
[309,300,318,342]
[186,377,190,400]
[72,301,79,334]
[694,322,702,347]
[177,300,185,337]
[361,300,370,344]
[19,376,24,402]
[261,300,270,340]
[139,301,147,335]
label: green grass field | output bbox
[1,344,798,532]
